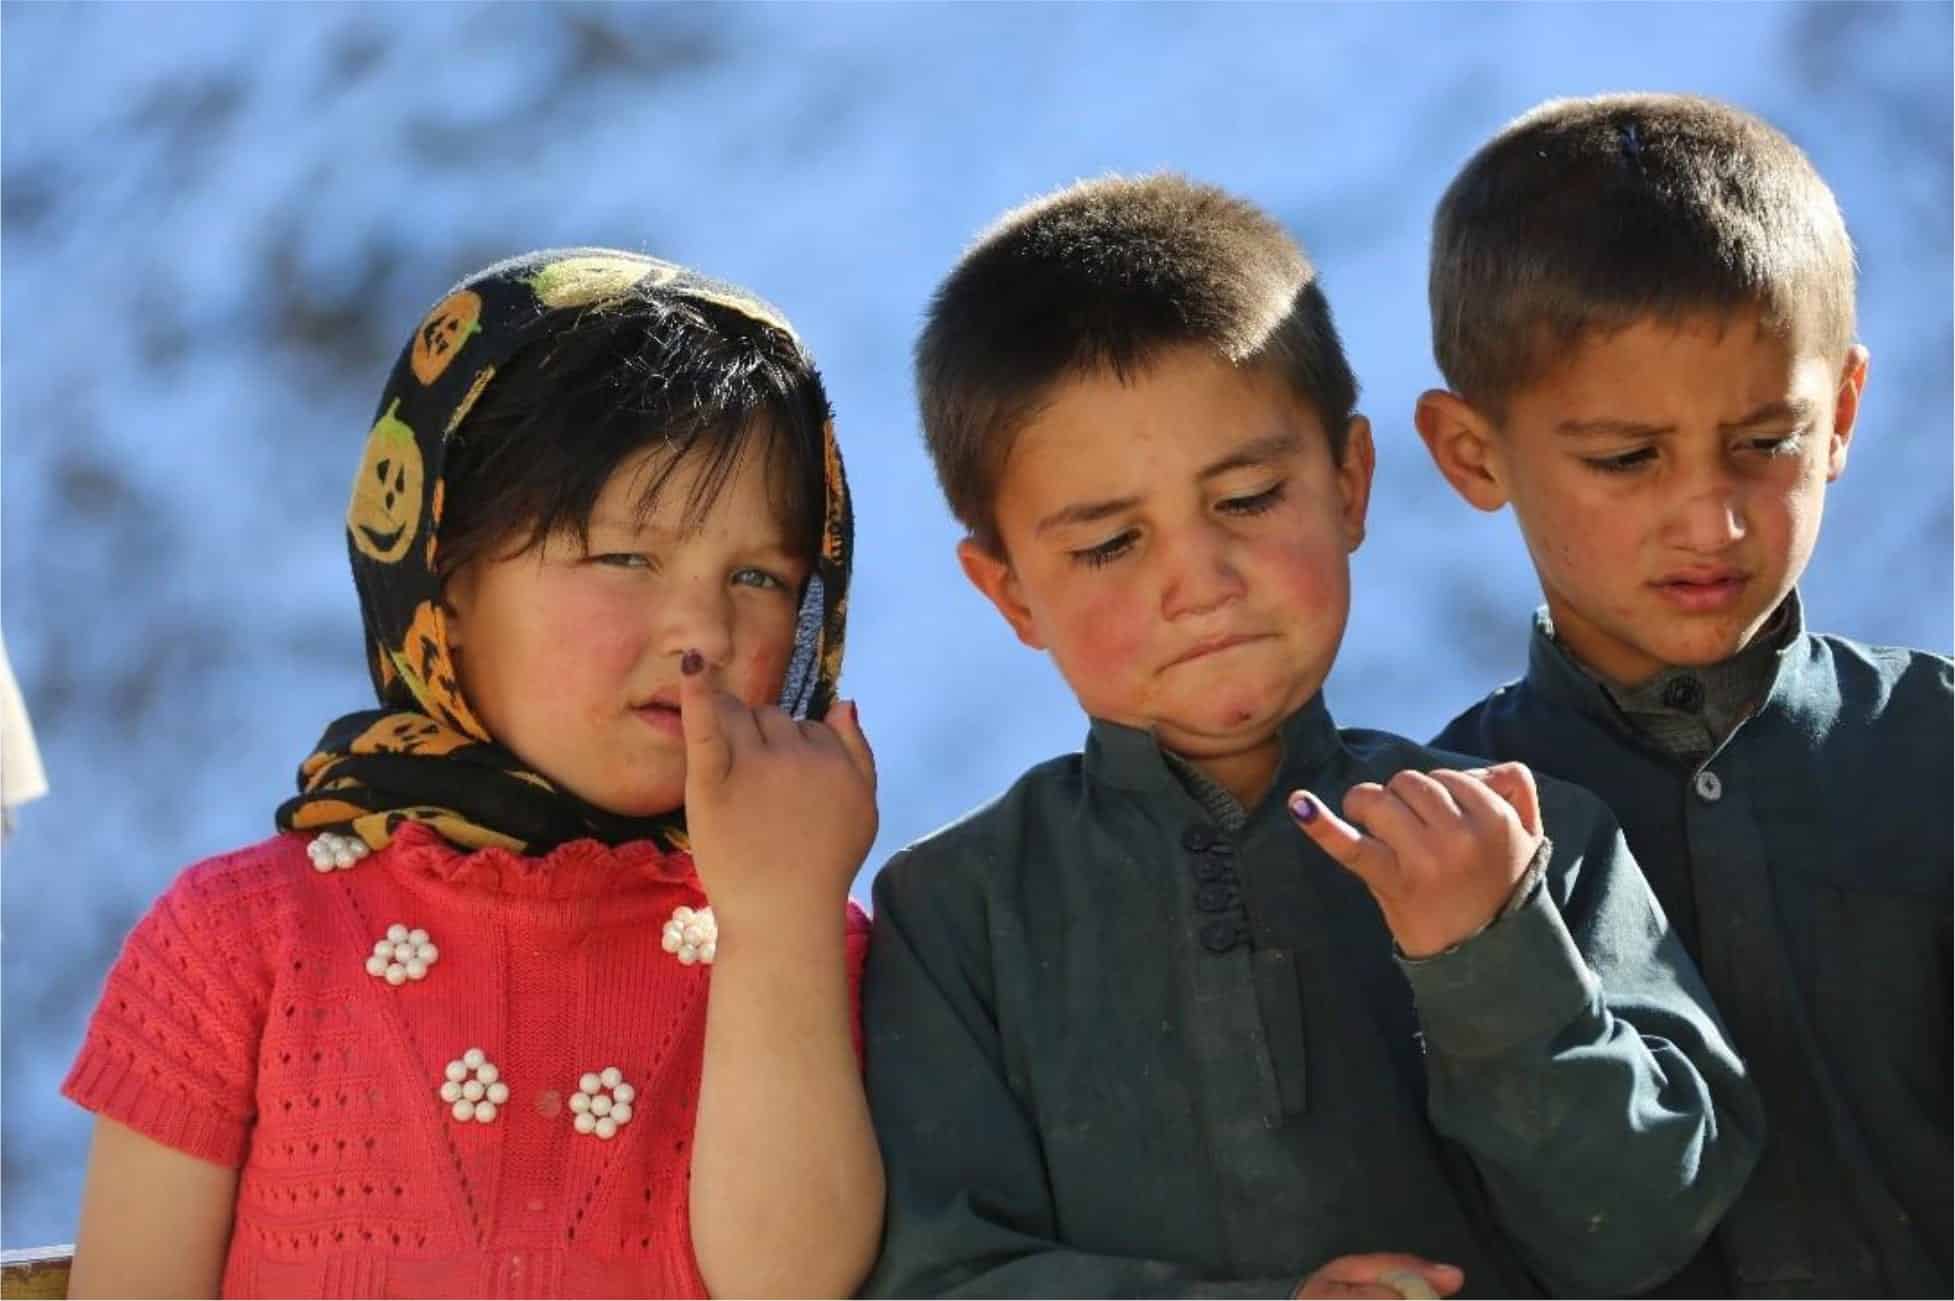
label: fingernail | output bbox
[681,650,703,676]
[1288,791,1317,823]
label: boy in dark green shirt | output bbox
[863,174,1761,1299]
[1416,94,1951,1297]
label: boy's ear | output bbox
[1826,345,1870,482]
[1414,389,1511,512]
[1336,415,1377,552]
[956,537,1048,651]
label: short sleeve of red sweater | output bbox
[63,846,282,1168]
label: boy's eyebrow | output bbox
[1555,400,1818,440]
[1035,495,1144,537]
[1555,417,1676,438]
[1033,431,1304,537]
[1196,431,1304,481]
[1718,398,1816,432]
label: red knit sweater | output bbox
[63,824,871,1298]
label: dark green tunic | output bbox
[863,696,1761,1298]
[1435,603,1952,1298]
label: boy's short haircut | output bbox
[1430,93,1856,414]
[917,173,1359,553]
[437,291,830,583]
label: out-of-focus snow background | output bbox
[3,1,1947,1247]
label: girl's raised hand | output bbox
[677,649,877,929]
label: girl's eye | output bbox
[591,552,653,570]
[1583,447,1657,474]
[732,567,791,592]
[1070,531,1137,569]
[1218,482,1288,516]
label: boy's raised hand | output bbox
[1288,763,1542,958]
[678,650,877,929]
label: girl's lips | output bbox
[632,702,683,738]
[1652,575,1748,613]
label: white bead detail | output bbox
[307,832,370,873]
[569,1067,636,1140]
[366,922,440,985]
[661,904,717,965]
[440,1051,503,1124]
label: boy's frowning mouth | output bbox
[1163,633,1269,670]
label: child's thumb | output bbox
[826,699,877,791]
[677,651,733,787]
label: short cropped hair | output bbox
[1430,93,1856,414]
[917,173,1359,552]
[437,292,830,584]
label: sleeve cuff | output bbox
[62,1040,251,1169]
[1395,853,1598,1061]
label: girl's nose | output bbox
[657,577,734,667]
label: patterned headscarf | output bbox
[276,249,851,855]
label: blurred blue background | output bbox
[3,1,1948,1248]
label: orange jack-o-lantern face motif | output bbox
[410,290,483,386]
[348,400,426,564]
[388,600,481,738]
[353,712,471,758]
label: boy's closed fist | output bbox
[1289,763,1542,958]
[678,649,877,930]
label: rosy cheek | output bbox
[1260,537,1345,616]
[1061,585,1152,682]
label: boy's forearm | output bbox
[1404,862,1762,1295]
[690,919,883,1298]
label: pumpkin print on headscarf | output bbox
[277,248,851,857]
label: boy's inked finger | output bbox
[825,699,878,790]
[1288,790,1399,889]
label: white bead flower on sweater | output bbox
[568,1066,636,1140]
[660,905,716,965]
[366,923,439,985]
[307,831,370,872]
[438,1048,509,1124]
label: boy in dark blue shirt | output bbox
[1417,93,1951,1298]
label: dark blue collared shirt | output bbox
[1436,601,1952,1298]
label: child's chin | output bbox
[585,787,684,820]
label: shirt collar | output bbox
[1523,590,1810,744]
